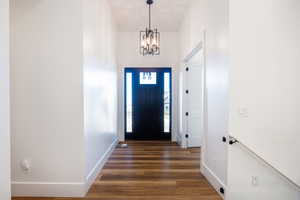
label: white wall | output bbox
[117,32,179,141]
[179,0,229,197]
[83,0,118,189]
[0,0,11,199]
[227,144,300,200]
[228,0,300,198]
[10,0,118,197]
[10,0,85,196]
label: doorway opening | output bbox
[181,41,206,148]
[125,68,172,140]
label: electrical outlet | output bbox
[20,159,31,173]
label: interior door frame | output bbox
[182,31,207,150]
[124,67,172,140]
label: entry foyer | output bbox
[1,0,300,200]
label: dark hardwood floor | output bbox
[13,141,221,200]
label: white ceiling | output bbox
[109,0,191,32]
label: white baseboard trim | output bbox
[188,136,202,148]
[85,138,119,193]
[201,162,226,199]
[12,138,119,198]
[12,181,86,197]
[118,130,125,142]
[176,133,182,145]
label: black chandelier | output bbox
[140,0,160,56]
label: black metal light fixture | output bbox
[140,0,160,56]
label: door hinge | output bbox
[186,67,189,72]
[220,187,225,195]
[222,137,227,143]
[185,112,189,116]
[185,90,189,94]
[185,134,189,138]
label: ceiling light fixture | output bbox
[140,0,160,56]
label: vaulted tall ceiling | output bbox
[109,0,191,32]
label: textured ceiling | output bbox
[109,0,191,32]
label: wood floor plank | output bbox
[12,141,221,200]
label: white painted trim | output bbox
[187,136,202,148]
[176,132,182,146]
[118,131,125,142]
[85,138,119,193]
[201,163,226,199]
[183,42,203,63]
[11,181,86,197]
[201,30,208,175]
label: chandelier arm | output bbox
[149,3,151,30]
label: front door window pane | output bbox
[140,72,157,84]
[164,72,170,133]
[126,72,132,132]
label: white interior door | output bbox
[180,42,205,148]
[184,51,204,148]
[182,45,204,147]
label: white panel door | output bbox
[186,62,203,147]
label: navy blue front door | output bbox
[125,68,171,140]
